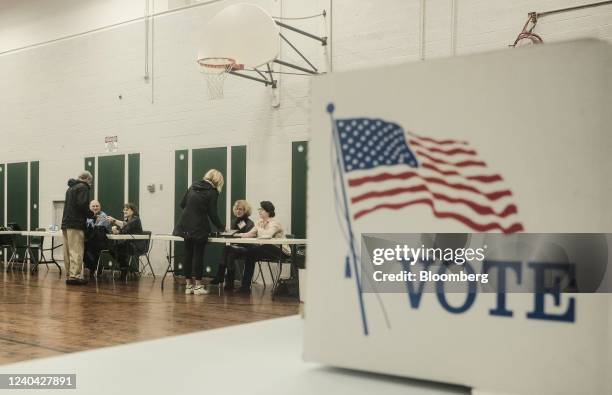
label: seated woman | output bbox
[235,201,290,294]
[108,203,143,278]
[210,199,255,290]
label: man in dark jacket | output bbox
[61,171,93,285]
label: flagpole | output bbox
[327,103,369,336]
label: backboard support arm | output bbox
[225,18,326,89]
[275,21,328,46]
[228,70,276,88]
[280,33,318,73]
[273,59,318,75]
[254,67,268,80]
[265,63,278,88]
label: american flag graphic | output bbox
[335,117,524,233]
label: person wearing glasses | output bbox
[108,203,143,279]
[234,201,290,294]
[108,203,142,235]
[210,199,255,290]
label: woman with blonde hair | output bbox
[174,169,225,295]
[210,199,255,290]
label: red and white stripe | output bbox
[346,132,524,233]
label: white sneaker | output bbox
[185,284,194,294]
[193,285,209,295]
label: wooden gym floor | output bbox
[0,268,299,365]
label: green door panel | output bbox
[98,155,125,219]
[291,141,308,238]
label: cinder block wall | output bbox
[1,0,610,273]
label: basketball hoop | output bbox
[197,57,243,99]
[513,32,544,47]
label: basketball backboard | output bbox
[198,3,280,69]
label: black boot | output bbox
[224,270,235,290]
[210,264,227,285]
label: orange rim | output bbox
[197,57,236,68]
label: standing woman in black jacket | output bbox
[174,169,225,295]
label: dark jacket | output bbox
[84,226,109,269]
[174,180,224,240]
[231,216,254,234]
[120,216,146,255]
[61,179,91,231]
[120,216,143,235]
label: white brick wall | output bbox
[1,0,611,274]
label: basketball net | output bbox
[197,57,238,99]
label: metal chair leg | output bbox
[267,261,276,289]
[28,247,39,273]
[7,248,17,271]
[19,249,29,272]
[134,256,141,279]
[126,256,132,283]
[95,250,112,279]
[161,259,172,290]
[256,262,267,288]
[146,255,155,278]
[6,250,12,271]
[95,255,102,278]
[40,249,50,270]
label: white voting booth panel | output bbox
[304,40,612,395]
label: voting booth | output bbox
[304,40,612,395]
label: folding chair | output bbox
[7,234,28,272]
[27,229,48,273]
[95,233,118,280]
[132,231,155,278]
[4,223,29,272]
[255,234,296,292]
[0,227,17,270]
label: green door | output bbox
[291,141,308,238]
[85,157,96,198]
[128,153,140,207]
[7,162,28,261]
[0,164,4,262]
[98,155,125,219]
[230,145,247,217]
[192,147,227,277]
[0,164,4,227]
[30,161,39,230]
[174,150,189,274]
